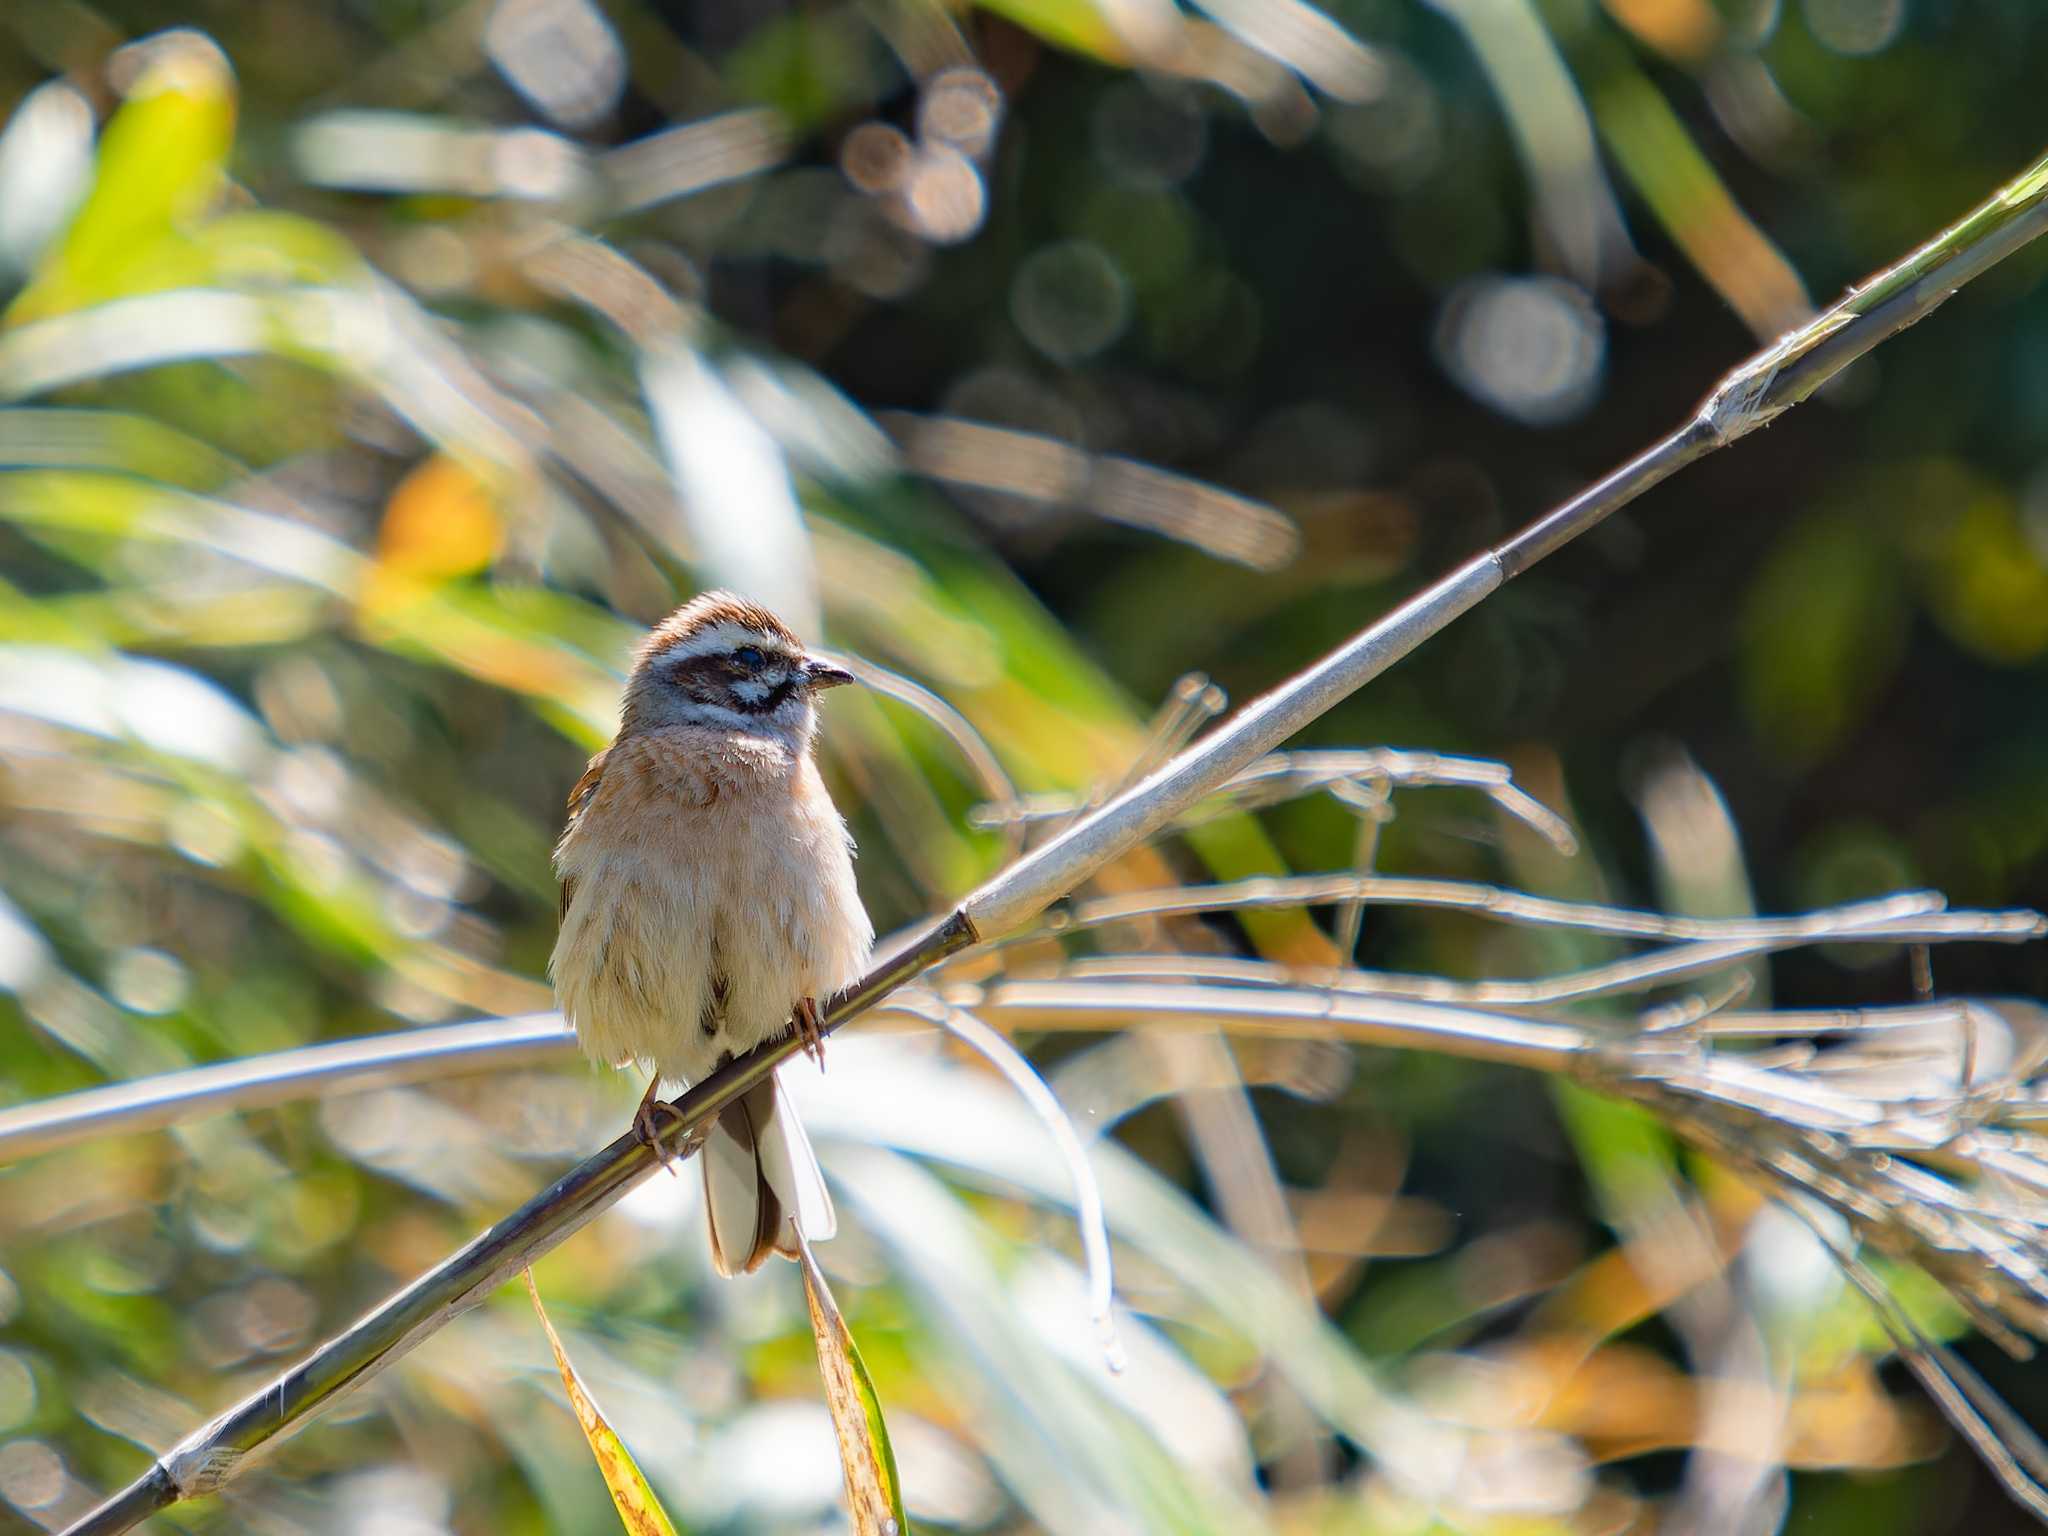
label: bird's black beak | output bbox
[803,656,858,691]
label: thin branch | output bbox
[1056,879,1952,942]
[826,650,1024,857]
[1331,796,1387,960]
[1046,901,2043,1007]
[1793,1200,2048,1522]
[974,746,1579,854]
[0,1013,572,1163]
[1038,673,1227,840]
[60,143,2048,1535]
[884,994,1125,1372]
[1121,675,1229,790]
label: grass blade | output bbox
[522,1271,682,1536]
[794,1226,909,1536]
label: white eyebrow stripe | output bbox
[661,620,794,663]
[675,698,755,730]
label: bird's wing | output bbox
[558,746,610,922]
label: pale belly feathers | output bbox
[549,728,873,1087]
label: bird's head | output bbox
[620,592,855,744]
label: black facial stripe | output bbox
[666,652,799,716]
[734,677,797,715]
[668,654,724,683]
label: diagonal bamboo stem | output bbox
[61,142,2048,1536]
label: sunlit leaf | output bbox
[365,454,505,608]
[973,0,1134,62]
[186,209,362,287]
[8,32,236,324]
[523,1270,682,1536]
[1552,1082,1684,1228]
[642,342,820,634]
[0,407,244,489]
[361,586,621,742]
[794,1227,909,1536]
[1427,0,1633,292]
[1591,64,1810,338]
[832,1140,1280,1532]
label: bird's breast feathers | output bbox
[549,728,873,1085]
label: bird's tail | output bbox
[702,1072,836,1276]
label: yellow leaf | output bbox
[795,1228,909,1536]
[973,0,1131,62]
[523,1271,682,1536]
[373,455,504,587]
[1592,67,1810,340]
[1908,465,2048,664]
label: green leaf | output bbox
[1590,61,1809,337]
[1551,1079,1683,1230]
[1740,508,1907,766]
[794,1227,909,1536]
[973,0,1133,62]
[9,33,236,323]
[724,12,891,134]
[523,1270,683,1536]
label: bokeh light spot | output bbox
[389,226,477,296]
[108,948,190,1015]
[1797,821,1919,969]
[2022,461,2048,564]
[1092,80,1208,188]
[840,122,911,195]
[0,1354,33,1434]
[919,67,1004,159]
[488,126,585,201]
[0,1439,64,1512]
[1802,0,1906,55]
[485,0,626,128]
[1326,55,1442,192]
[0,82,93,277]
[167,798,245,868]
[942,367,1085,443]
[1434,275,1605,426]
[1911,469,2048,663]
[1012,241,1131,363]
[900,146,986,245]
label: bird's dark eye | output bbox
[733,646,766,669]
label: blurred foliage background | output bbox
[3,0,2048,1532]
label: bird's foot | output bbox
[633,1079,688,1177]
[793,996,826,1070]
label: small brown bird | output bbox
[550,592,873,1274]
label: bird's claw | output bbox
[633,1086,689,1178]
[794,996,826,1070]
